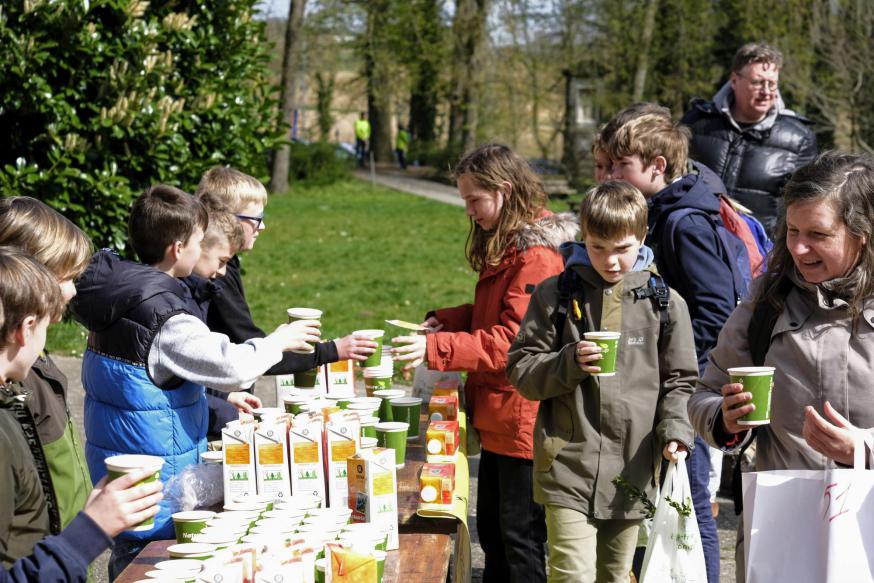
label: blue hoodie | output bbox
[646,169,737,374]
[559,240,655,274]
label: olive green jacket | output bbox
[19,354,92,529]
[507,263,697,519]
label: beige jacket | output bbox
[507,262,697,519]
[689,278,874,470]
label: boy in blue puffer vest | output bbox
[70,185,321,579]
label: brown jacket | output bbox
[507,259,697,519]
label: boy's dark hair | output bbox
[128,185,208,265]
[0,246,64,347]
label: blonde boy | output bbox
[507,181,697,582]
[603,103,730,581]
[194,167,376,378]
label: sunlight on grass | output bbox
[47,179,478,354]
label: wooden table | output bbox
[114,534,451,583]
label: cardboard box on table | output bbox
[287,418,327,503]
[346,447,399,550]
[324,414,360,509]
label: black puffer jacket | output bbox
[682,95,817,235]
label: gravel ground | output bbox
[56,355,739,582]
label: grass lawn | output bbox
[47,178,478,355]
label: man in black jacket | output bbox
[682,43,817,235]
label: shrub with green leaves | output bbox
[288,141,354,186]
[0,0,282,250]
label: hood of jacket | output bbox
[515,211,580,253]
[647,171,720,230]
[712,80,797,132]
[72,249,192,332]
[559,240,655,274]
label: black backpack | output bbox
[552,267,670,344]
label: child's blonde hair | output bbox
[579,180,648,240]
[452,144,548,271]
[195,167,268,213]
[0,246,65,347]
[0,197,93,281]
[199,193,244,253]
[603,103,690,181]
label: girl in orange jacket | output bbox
[393,143,578,583]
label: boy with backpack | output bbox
[507,180,697,582]
[602,103,753,582]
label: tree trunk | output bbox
[270,0,307,195]
[364,0,394,163]
[632,0,658,102]
[448,0,490,154]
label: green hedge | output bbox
[288,141,354,185]
[0,1,282,250]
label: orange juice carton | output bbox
[425,420,459,457]
[428,395,458,421]
[433,378,461,398]
[419,463,456,505]
[327,544,377,583]
[288,418,326,503]
[324,415,360,509]
[223,421,257,500]
[326,359,355,397]
[254,417,292,499]
[347,447,399,550]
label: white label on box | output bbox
[326,359,355,397]
[222,423,256,501]
[347,447,399,550]
[288,420,326,502]
[255,419,292,499]
[325,418,360,509]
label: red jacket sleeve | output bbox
[431,304,474,332]
[426,247,564,373]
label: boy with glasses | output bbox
[682,42,817,235]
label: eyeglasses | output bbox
[236,213,264,229]
[737,73,779,93]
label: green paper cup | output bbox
[191,531,242,549]
[104,454,164,531]
[373,549,386,582]
[360,416,379,438]
[325,395,352,409]
[283,395,312,415]
[314,558,326,583]
[728,366,775,426]
[361,436,378,449]
[375,421,409,468]
[167,542,216,561]
[583,331,621,376]
[287,308,323,354]
[390,397,422,440]
[294,367,320,388]
[364,374,392,397]
[353,329,385,367]
[172,510,215,543]
[373,389,405,422]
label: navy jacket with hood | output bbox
[647,169,737,374]
[70,250,208,543]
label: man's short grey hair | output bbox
[731,42,784,73]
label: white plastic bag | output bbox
[640,456,707,583]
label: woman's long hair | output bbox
[453,144,548,272]
[757,151,874,318]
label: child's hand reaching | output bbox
[662,440,688,462]
[391,335,427,371]
[83,469,163,538]
[334,333,379,362]
[575,340,603,374]
[269,319,321,353]
[227,391,261,413]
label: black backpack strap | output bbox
[731,278,787,514]
[632,275,671,338]
[553,268,587,348]
[7,391,62,534]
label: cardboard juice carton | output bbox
[324,414,360,509]
[223,421,257,501]
[419,462,456,505]
[425,420,459,456]
[346,447,399,550]
[254,417,292,499]
[326,359,355,397]
[287,418,326,503]
[433,378,461,398]
[428,395,458,421]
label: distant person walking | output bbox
[354,112,371,168]
[682,43,817,235]
[396,126,410,170]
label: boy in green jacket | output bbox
[507,180,698,583]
